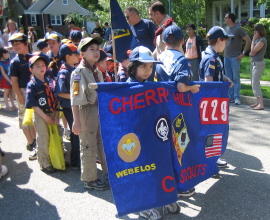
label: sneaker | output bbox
[42,166,56,173]
[234,99,241,105]
[26,139,36,151]
[29,148,37,160]
[84,179,109,190]
[217,158,227,168]
[139,209,161,220]
[64,130,71,141]
[163,202,181,214]
[178,187,195,197]
[0,165,8,179]
[230,99,235,103]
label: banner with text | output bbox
[96,81,230,216]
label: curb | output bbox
[240,95,270,108]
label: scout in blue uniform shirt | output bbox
[56,43,80,169]
[25,55,59,173]
[46,34,62,78]
[198,26,233,169]
[127,46,181,219]
[156,25,200,93]
[8,33,37,159]
[199,26,234,84]
[117,50,130,82]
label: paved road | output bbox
[0,104,269,220]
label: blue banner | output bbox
[96,81,230,216]
[110,0,137,62]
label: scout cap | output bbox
[46,33,60,42]
[36,40,48,50]
[59,43,79,58]
[61,38,72,44]
[29,55,47,68]
[206,26,229,39]
[69,30,82,41]
[78,37,103,52]
[98,49,107,62]
[129,46,160,63]
[8,33,28,42]
[162,25,184,43]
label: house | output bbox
[205,0,270,29]
[13,0,91,38]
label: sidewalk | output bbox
[240,78,270,108]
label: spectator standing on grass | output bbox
[103,22,111,46]
[224,12,251,105]
[91,21,104,38]
[69,21,82,32]
[44,25,63,39]
[184,23,205,81]
[249,24,267,110]
[5,19,18,60]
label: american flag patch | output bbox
[210,58,216,62]
[205,134,222,158]
[60,74,66,79]
[74,75,81,80]
[26,88,31,93]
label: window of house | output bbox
[51,15,62,25]
[63,0,68,5]
[253,0,260,17]
[31,14,37,26]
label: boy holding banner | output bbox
[199,26,234,168]
[127,46,181,219]
[156,25,200,197]
[71,37,109,190]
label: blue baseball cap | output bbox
[129,46,160,63]
[162,25,184,43]
[8,33,28,42]
[36,40,48,50]
[206,26,229,39]
[29,55,47,68]
[98,49,108,62]
[59,43,79,58]
[69,30,82,41]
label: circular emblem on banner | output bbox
[155,116,169,142]
[117,133,141,163]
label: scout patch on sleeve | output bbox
[26,88,31,93]
[74,75,81,80]
[60,74,66,79]
[209,64,215,69]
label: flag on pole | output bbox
[110,0,137,62]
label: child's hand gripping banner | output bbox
[95,81,230,216]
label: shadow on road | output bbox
[177,149,270,220]
[0,152,60,220]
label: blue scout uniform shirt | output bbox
[25,76,56,113]
[130,19,156,52]
[199,45,224,82]
[9,54,32,88]
[156,49,192,85]
[56,63,75,108]
[117,65,128,82]
[47,51,63,78]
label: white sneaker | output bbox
[139,209,161,220]
[234,99,241,105]
[163,202,181,214]
[64,130,71,141]
[217,158,227,168]
[0,165,8,179]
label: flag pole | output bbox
[111,29,118,82]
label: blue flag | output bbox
[110,0,137,62]
[96,81,230,216]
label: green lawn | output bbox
[240,84,270,99]
[240,56,270,81]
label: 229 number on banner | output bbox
[199,98,229,124]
